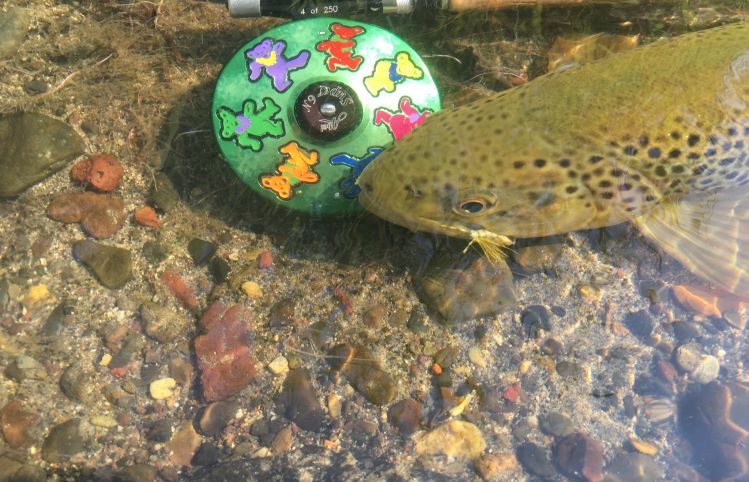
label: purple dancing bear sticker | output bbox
[245,39,310,93]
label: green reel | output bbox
[212,17,441,216]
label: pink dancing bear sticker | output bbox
[374,96,432,141]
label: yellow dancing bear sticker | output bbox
[259,141,320,200]
[364,52,423,97]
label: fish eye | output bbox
[455,197,491,216]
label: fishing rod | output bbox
[218,0,649,18]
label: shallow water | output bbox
[0,1,748,481]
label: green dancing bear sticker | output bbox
[216,97,285,152]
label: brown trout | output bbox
[358,22,749,295]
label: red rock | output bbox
[257,250,273,269]
[161,270,198,309]
[70,153,124,192]
[333,287,353,316]
[0,400,38,448]
[556,432,604,482]
[502,382,521,404]
[195,302,255,402]
[134,206,160,227]
[46,192,126,238]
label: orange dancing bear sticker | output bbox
[259,141,320,200]
[315,23,365,72]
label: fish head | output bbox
[357,139,602,240]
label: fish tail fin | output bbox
[632,187,749,295]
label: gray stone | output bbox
[9,463,47,482]
[0,113,85,197]
[0,8,30,60]
[605,452,663,481]
[539,412,574,437]
[73,240,132,289]
[675,343,702,373]
[0,454,23,482]
[60,362,96,404]
[113,464,158,482]
[517,443,557,479]
[691,355,720,384]
[41,418,84,463]
[148,173,179,211]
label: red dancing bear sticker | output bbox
[374,96,432,141]
[316,23,365,72]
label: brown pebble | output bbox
[475,453,519,481]
[327,344,396,406]
[199,400,239,436]
[271,426,293,454]
[70,153,123,192]
[277,368,325,432]
[388,399,421,435]
[168,421,201,466]
[556,432,604,482]
[0,400,38,448]
[47,192,126,238]
[31,237,52,258]
[168,358,194,386]
[362,305,387,328]
[134,206,161,227]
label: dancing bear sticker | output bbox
[259,142,320,200]
[245,39,310,93]
[315,23,365,72]
[216,97,285,152]
[374,96,432,141]
[363,52,423,96]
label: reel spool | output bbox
[212,17,441,216]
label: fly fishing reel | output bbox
[211,17,441,215]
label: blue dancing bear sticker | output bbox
[246,39,310,93]
[216,97,285,152]
[330,147,384,198]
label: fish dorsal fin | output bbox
[631,188,749,295]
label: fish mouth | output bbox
[358,188,474,239]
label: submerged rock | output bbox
[48,192,126,238]
[69,153,124,192]
[679,381,749,481]
[198,400,239,436]
[388,399,421,435]
[73,240,132,289]
[149,172,180,211]
[0,113,85,197]
[0,8,30,60]
[276,368,325,432]
[41,418,84,463]
[415,420,486,461]
[0,400,38,448]
[195,302,255,402]
[327,343,396,406]
[415,249,516,324]
[555,432,604,482]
